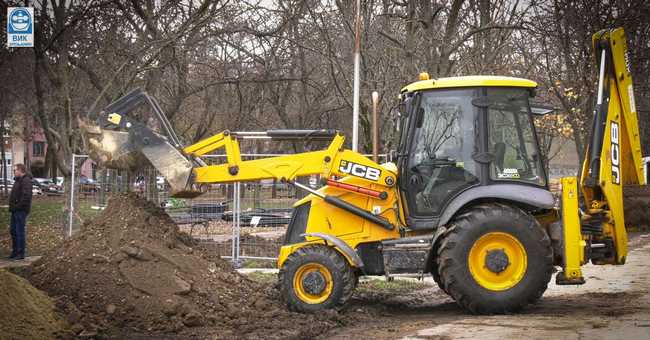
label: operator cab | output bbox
[396,75,549,229]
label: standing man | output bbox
[9,164,32,260]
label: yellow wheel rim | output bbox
[293,263,334,304]
[468,232,527,291]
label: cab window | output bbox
[487,88,545,186]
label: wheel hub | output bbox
[302,271,326,295]
[468,232,528,291]
[485,249,510,274]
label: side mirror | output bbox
[529,103,556,116]
[388,149,397,162]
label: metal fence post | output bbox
[68,154,77,237]
[236,181,241,266]
[231,182,236,260]
[231,181,241,267]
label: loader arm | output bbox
[183,130,398,230]
[184,131,397,188]
[82,90,398,229]
[83,88,396,193]
[558,27,646,284]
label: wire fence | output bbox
[67,152,389,267]
[65,150,602,269]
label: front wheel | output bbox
[279,245,356,313]
[437,203,553,314]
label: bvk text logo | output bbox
[7,7,34,48]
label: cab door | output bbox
[399,88,481,228]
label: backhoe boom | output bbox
[558,27,645,284]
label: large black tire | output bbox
[436,203,553,314]
[431,227,453,295]
[279,245,356,313]
[431,268,446,293]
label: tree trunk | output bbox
[0,117,7,197]
[46,143,57,179]
[23,115,31,171]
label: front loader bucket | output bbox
[80,119,202,198]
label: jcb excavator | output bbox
[82,27,645,314]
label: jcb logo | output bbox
[611,121,620,185]
[624,51,631,74]
[339,161,381,181]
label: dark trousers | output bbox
[10,210,27,257]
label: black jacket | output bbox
[9,174,33,214]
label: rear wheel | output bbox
[279,245,356,312]
[431,260,448,294]
[431,227,452,295]
[437,203,552,314]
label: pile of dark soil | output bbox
[624,185,650,230]
[28,193,339,338]
[0,269,69,339]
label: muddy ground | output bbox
[21,193,346,339]
[2,192,649,339]
[0,269,68,340]
[323,233,650,340]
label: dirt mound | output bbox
[625,198,650,228]
[29,193,337,338]
[624,185,650,229]
[0,269,68,339]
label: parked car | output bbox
[0,178,13,192]
[33,178,64,195]
[79,176,100,193]
[0,177,14,186]
[0,178,42,195]
[157,176,166,191]
[32,178,47,190]
[33,178,45,188]
[32,186,44,196]
[134,176,167,192]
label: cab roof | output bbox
[401,75,537,93]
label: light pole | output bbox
[372,91,379,162]
[352,0,361,152]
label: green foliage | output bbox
[168,198,187,209]
[0,199,61,228]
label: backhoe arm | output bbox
[558,27,645,284]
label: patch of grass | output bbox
[78,201,102,222]
[240,198,296,211]
[0,197,102,227]
[0,197,67,257]
[356,278,430,294]
[245,271,277,284]
[0,197,63,228]
[241,259,276,268]
[0,197,106,257]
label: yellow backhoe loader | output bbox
[82,27,645,314]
